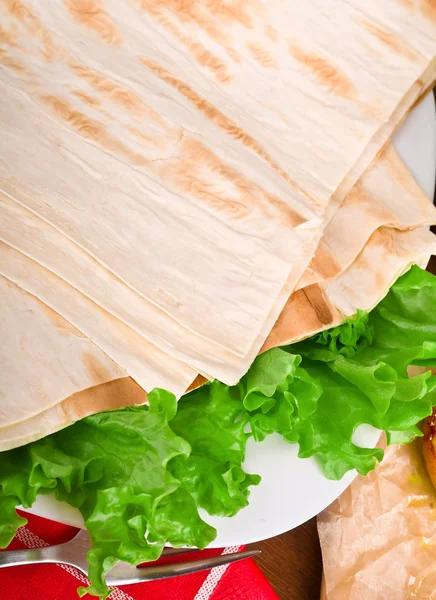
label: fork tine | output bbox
[106,550,261,586]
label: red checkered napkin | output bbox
[1,512,279,600]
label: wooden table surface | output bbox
[250,519,322,600]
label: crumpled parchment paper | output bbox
[319,435,436,599]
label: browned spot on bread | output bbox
[64,0,123,45]
[343,181,378,209]
[227,47,242,63]
[186,374,208,393]
[141,56,317,205]
[71,89,101,108]
[161,25,231,82]
[215,0,255,28]
[374,262,389,294]
[160,138,255,221]
[261,285,338,352]
[1,0,58,60]
[137,8,231,83]
[162,136,307,227]
[70,63,167,125]
[135,0,225,45]
[63,377,147,420]
[40,29,57,61]
[265,24,278,42]
[150,0,255,28]
[265,192,307,227]
[71,64,142,112]
[128,127,155,147]
[0,23,18,46]
[371,227,395,251]
[307,239,343,282]
[421,0,436,20]
[41,94,110,141]
[302,284,334,326]
[128,127,177,153]
[82,351,117,385]
[184,40,231,82]
[361,19,420,62]
[1,0,42,34]
[40,94,151,168]
[290,43,355,99]
[353,228,395,295]
[247,42,277,68]
[134,0,260,63]
[0,48,32,75]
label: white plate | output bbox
[24,93,436,546]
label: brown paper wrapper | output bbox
[318,435,436,599]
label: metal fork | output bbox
[0,530,260,586]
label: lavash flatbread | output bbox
[0,378,147,452]
[297,144,436,289]
[0,275,126,429]
[263,227,436,352]
[0,31,320,364]
[1,0,436,452]
[4,224,434,451]
[0,241,197,397]
[2,218,435,449]
[5,143,433,390]
[1,0,436,384]
[0,193,272,383]
[322,228,436,317]
[1,89,434,385]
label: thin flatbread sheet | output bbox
[1,0,436,382]
[3,225,433,451]
[0,275,126,429]
[297,144,436,289]
[0,378,147,452]
[263,227,436,352]
[0,241,197,397]
[0,35,320,363]
[224,142,436,372]
[323,228,436,317]
[0,194,267,383]
[2,141,435,386]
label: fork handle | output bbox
[0,546,61,568]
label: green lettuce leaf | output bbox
[0,390,216,598]
[169,381,261,517]
[250,265,436,477]
[240,348,322,443]
[313,309,374,357]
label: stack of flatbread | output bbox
[1,0,436,450]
